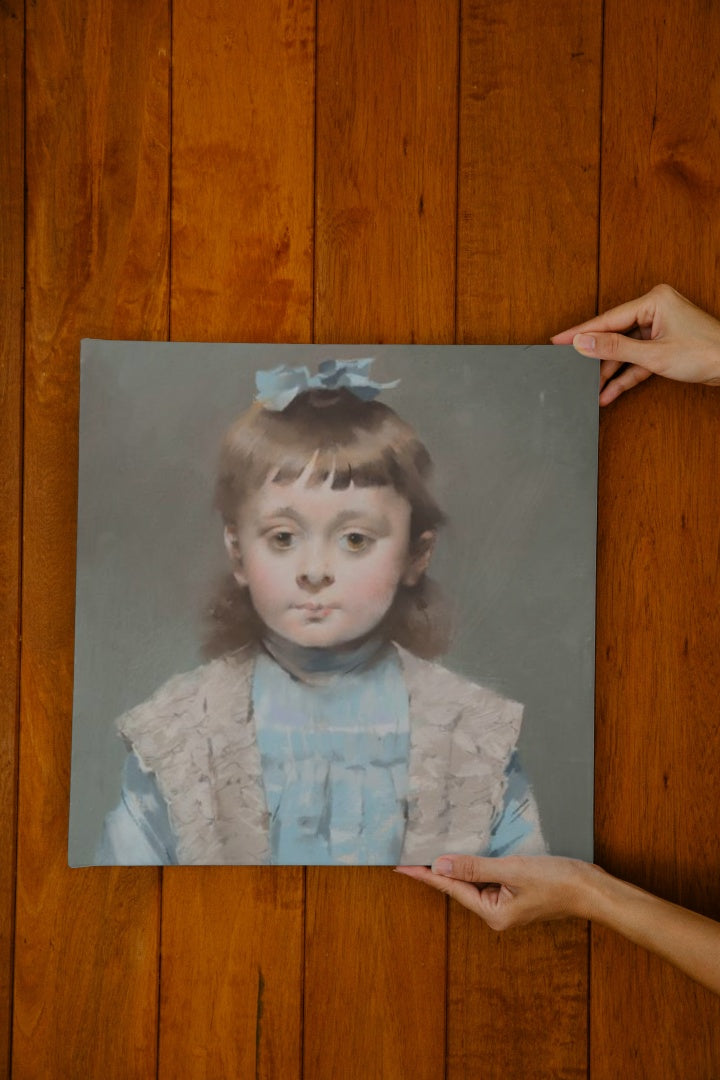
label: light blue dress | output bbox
[253,640,410,864]
[96,637,542,865]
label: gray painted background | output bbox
[69,341,598,865]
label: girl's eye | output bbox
[269,530,295,550]
[340,532,373,553]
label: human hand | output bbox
[398,854,720,994]
[551,284,720,405]
[395,854,601,930]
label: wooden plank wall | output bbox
[593,3,720,1074]
[16,3,169,1078]
[0,2,23,1076]
[2,0,719,1076]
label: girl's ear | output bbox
[402,530,436,587]
[223,525,248,587]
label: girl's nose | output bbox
[296,567,335,591]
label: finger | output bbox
[599,365,653,406]
[431,854,503,884]
[551,291,659,341]
[395,866,487,916]
[598,357,624,390]
[472,884,519,929]
[454,879,529,932]
[572,331,668,373]
[394,865,433,882]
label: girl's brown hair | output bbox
[204,387,450,658]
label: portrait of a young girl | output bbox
[70,343,597,867]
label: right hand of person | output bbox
[551,284,720,405]
[395,854,598,930]
[397,852,720,995]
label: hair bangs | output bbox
[268,444,398,491]
[215,387,445,537]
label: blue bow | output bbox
[255,358,399,411]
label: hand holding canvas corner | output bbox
[396,854,592,928]
[396,855,720,996]
[551,284,720,405]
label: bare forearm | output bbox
[581,865,720,995]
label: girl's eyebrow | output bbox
[258,506,306,527]
[330,509,391,534]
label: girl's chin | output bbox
[286,629,355,649]
[270,622,377,651]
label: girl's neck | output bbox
[261,629,388,685]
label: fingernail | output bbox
[432,858,453,876]
[574,333,596,352]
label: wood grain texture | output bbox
[449,3,601,1075]
[449,920,587,1080]
[593,384,720,1074]
[305,868,447,1079]
[8,0,720,1073]
[593,1,720,1072]
[306,2,458,1077]
[314,0,458,345]
[161,2,314,1075]
[0,1,24,1073]
[160,869,303,1080]
[457,0,603,344]
[171,0,315,343]
[14,0,170,1076]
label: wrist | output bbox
[566,860,625,922]
[576,862,660,930]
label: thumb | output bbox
[432,854,502,883]
[573,331,665,373]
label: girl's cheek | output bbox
[245,554,284,596]
[358,568,403,605]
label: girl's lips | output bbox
[293,602,338,611]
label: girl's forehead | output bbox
[249,472,412,523]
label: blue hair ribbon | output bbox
[255,358,399,411]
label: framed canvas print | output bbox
[69,341,598,867]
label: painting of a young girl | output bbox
[95,359,547,865]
